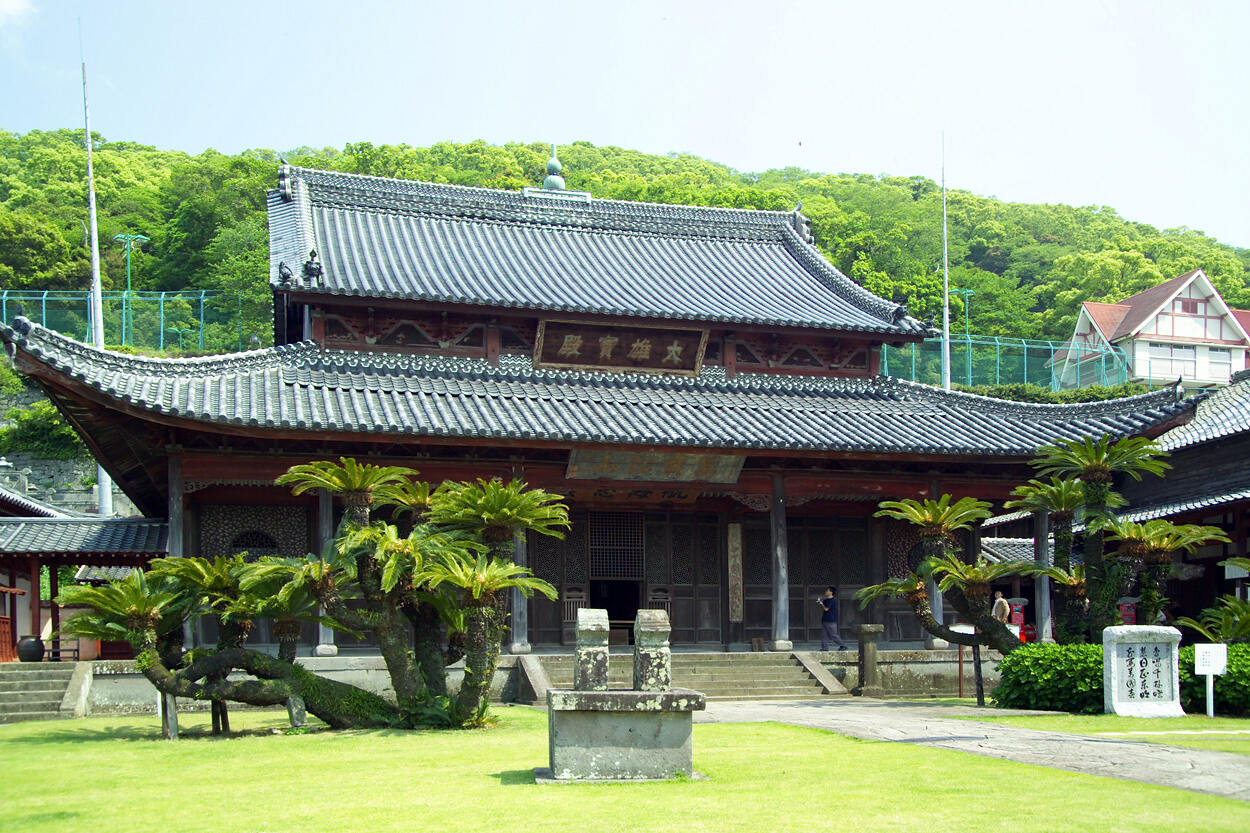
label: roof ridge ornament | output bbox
[543,144,565,191]
[302,250,323,287]
[278,160,294,202]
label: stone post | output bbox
[855,624,884,697]
[633,609,672,691]
[573,608,609,691]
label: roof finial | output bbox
[543,144,566,191]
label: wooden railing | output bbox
[0,616,13,662]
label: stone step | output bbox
[0,665,77,681]
[0,696,63,714]
[0,709,68,724]
[0,680,69,694]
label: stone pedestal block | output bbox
[633,609,671,691]
[545,689,706,780]
[1103,625,1184,717]
[574,608,610,691]
[855,624,884,697]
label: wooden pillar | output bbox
[1032,511,1054,643]
[768,474,792,651]
[49,563,59,648]
[164,455,183,740]
[508,531,531,654]
[167,456,184,560]
[315,488,338,656]
[7,562,16,650]
[28,556,39,641]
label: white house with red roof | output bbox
[1059,269,1250,390]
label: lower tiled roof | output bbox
[1117,488,1250,523]
[1159,372,1250,451]
[0,518,168,556]
[1,318,1196,458]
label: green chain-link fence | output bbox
[882,334,1129,390]
[0,290,271,354]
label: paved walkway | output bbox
[694,699,1250,801]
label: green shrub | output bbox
[0,400,86,459]
[957,382,1148,404]
[996,642,1250,716]
[993,643,1103,713]
[1178,644,1250,717]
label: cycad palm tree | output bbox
[1175,595,1250,643]
[423,550,557,723]
[1106,518,1229,625]
[428,478,570,549]
[276,457,419,527]
[58,570,185,648]
[874,494,992,559]
[1030,435,1170,636]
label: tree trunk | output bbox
[405,599,448,697]
[1081,481,1114,638]
[454,601,505,724]
[1137,560,1169,625]
[139,644,401,729]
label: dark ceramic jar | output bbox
[16,635,45,662]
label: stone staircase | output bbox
[0,662,76,724]
[533,652,843,701]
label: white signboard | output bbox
[1103,625,1185,717]
[1195,643,1228,676]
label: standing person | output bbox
[819,586,850,651]
[992,591,1011,623]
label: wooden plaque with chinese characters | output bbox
[535,320,709,376]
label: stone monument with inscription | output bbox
[539,608,706,782]
[1102,625,1184,717]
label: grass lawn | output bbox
[2,706,1249,833]
[952,711,1250,756]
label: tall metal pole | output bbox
[82,35,114,517]
[940,133,952,391]
[113,233,148,347]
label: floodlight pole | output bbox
[950,288,974,384]
[113,232,148,347]
[940,133,951,391]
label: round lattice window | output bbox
[231,530,280,561]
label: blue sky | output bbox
[2,0,1248,248]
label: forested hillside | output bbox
[2,128,1247,347]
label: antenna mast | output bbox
[940,133,952,391]
[81,24,114,516]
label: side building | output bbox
[0,159,1198,653]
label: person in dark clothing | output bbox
[818,585,850,651]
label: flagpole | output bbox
[81,25,114,516]
[940,132,952,391]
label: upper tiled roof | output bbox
[0,483,70,518]
[2,318,1196,459]
[267,166,926,336]
[1158,371,1250,451]
[0,518,168,556]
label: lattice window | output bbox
[807,529,836,584]
[837,527,868,585]
[230,530,279,561]
[531,533,561,584]
[565,526,589,585]
[645,522,669,584]
[697,526,719,586]
[670,524,694,584]
[587,512,640,580]
[744,527,771,584]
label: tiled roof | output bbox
[981,536,1051,563]
[267,166,926,336]
[1107,270,1198,341]
[0,483,70,518]
[74,565,137,582]
[1233,310,1250,336]
[1,318,1197,458]
[1082,302,1130,341]
[1117,488,1250,523]
[1159,372,1250,451]
[0,518,168,556]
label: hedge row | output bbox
[994,642,1250,715]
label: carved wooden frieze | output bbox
[535,320,708,375]
[567,449,744,484]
